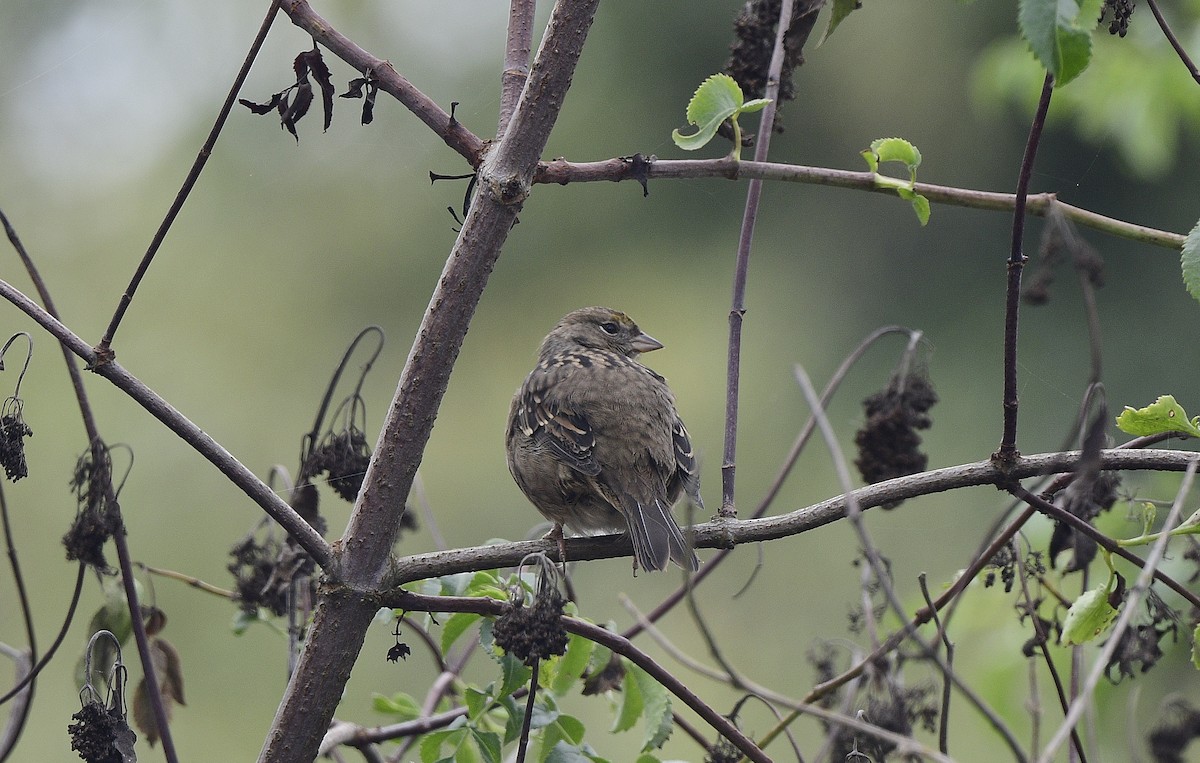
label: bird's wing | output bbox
[671,419,703,508]
[513,375,601,477]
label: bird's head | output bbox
[543,307,663,358]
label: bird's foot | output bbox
[543,523,568,571]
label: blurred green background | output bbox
[2,0,1200,760]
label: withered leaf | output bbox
[295,46,335,132]
[132,637,185,747]
[281,81,314,141]
[340,77,379,125]
[238,93,285,115]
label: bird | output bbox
[506,307,701,572]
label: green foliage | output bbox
[671,73,770,157]
[1061,570,1121,645]
[1017,0,1102,85]
[1115,395,1200,438]
[373,691,421,720]
[406,571,679,762]
[974,25,1200,179]
[818,0,862,45]
[861,138,931,226]
[1183,218,1200,304]
[1193,623,1200,670]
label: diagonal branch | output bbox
[0,278,333,568]
[280,0,486,163]
[259,2,601,760]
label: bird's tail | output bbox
[625,496,699,572]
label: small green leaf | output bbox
[441,611,482,655]
[372,691,421,719]
[471,729,502,763]
[498,654,533,698]
[1182,218,1200,304]
[1192,623,1200,669]
[627,663,672,752]
[895,188,932,226]
[869,138,922,181]
[1115,395,1200,438]
[1061,576,1121,645]
[547,632,596,696]
[1018,0,1095,85]
[610,659,643,734]
[739,98,771,113]
[819,0,862,45]
[672,74,743,151]
[464,686,490,720]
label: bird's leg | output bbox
[543,522,568,570]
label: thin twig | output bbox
[136,563,236,598]
[621,596,955,763]
[997,72,1055,463]
[533,158,1186,250]
[793,365,1027,761]
[1036,457,1200,762]
[0,484,34,757]
[918,574,953,756]
[1145,0,1200,86]
[280,0,486,162]
[0,563,84,706]
[720,0,797,517]
[0,277,334,568]
[96,0,283,358]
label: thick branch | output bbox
[259,2,600,761]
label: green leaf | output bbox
[869,137,922,181]
[1192,623,1200,670]
[471,729,502,763]
[739,98,771,113]
[547,632,596,696]
[895,188,932,226]
[672,74,744,151]
[544,742,594,763]
[419,726,465,763]
[627,663,673,752]
[373,691,421,719]
[1017,0,1095,85]
[610,658,642,734]
[498,654,533,698]
[1115,395,1200,438]
[464,686,491,720]
[441,611,483,655]
[1182,218,1200,304]
[1061,573,1122,645]
[819,0,862,45]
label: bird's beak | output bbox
[631,332,664,353]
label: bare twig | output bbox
[280,0,486,163]
[997,72,1055,464]
[1036,458,1200,763]
[720,0,800,517]
[533,158,1186,250]
[1145,0,1200,86]
[0,484,34,757]
[0,278,333,568]
[96,0,284,358]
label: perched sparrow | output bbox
[506,307,701,572]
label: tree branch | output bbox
[533,157,1185,250]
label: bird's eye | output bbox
[599,321,619,335]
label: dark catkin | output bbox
[854,372,937,507]
[0,412,32,480]
[68,701,136,763]
[493,587,568,666]
[724,0,810,133]
[306,428,371,502]
[1102,0,1135,37]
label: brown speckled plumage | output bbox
[506,307,701,572]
